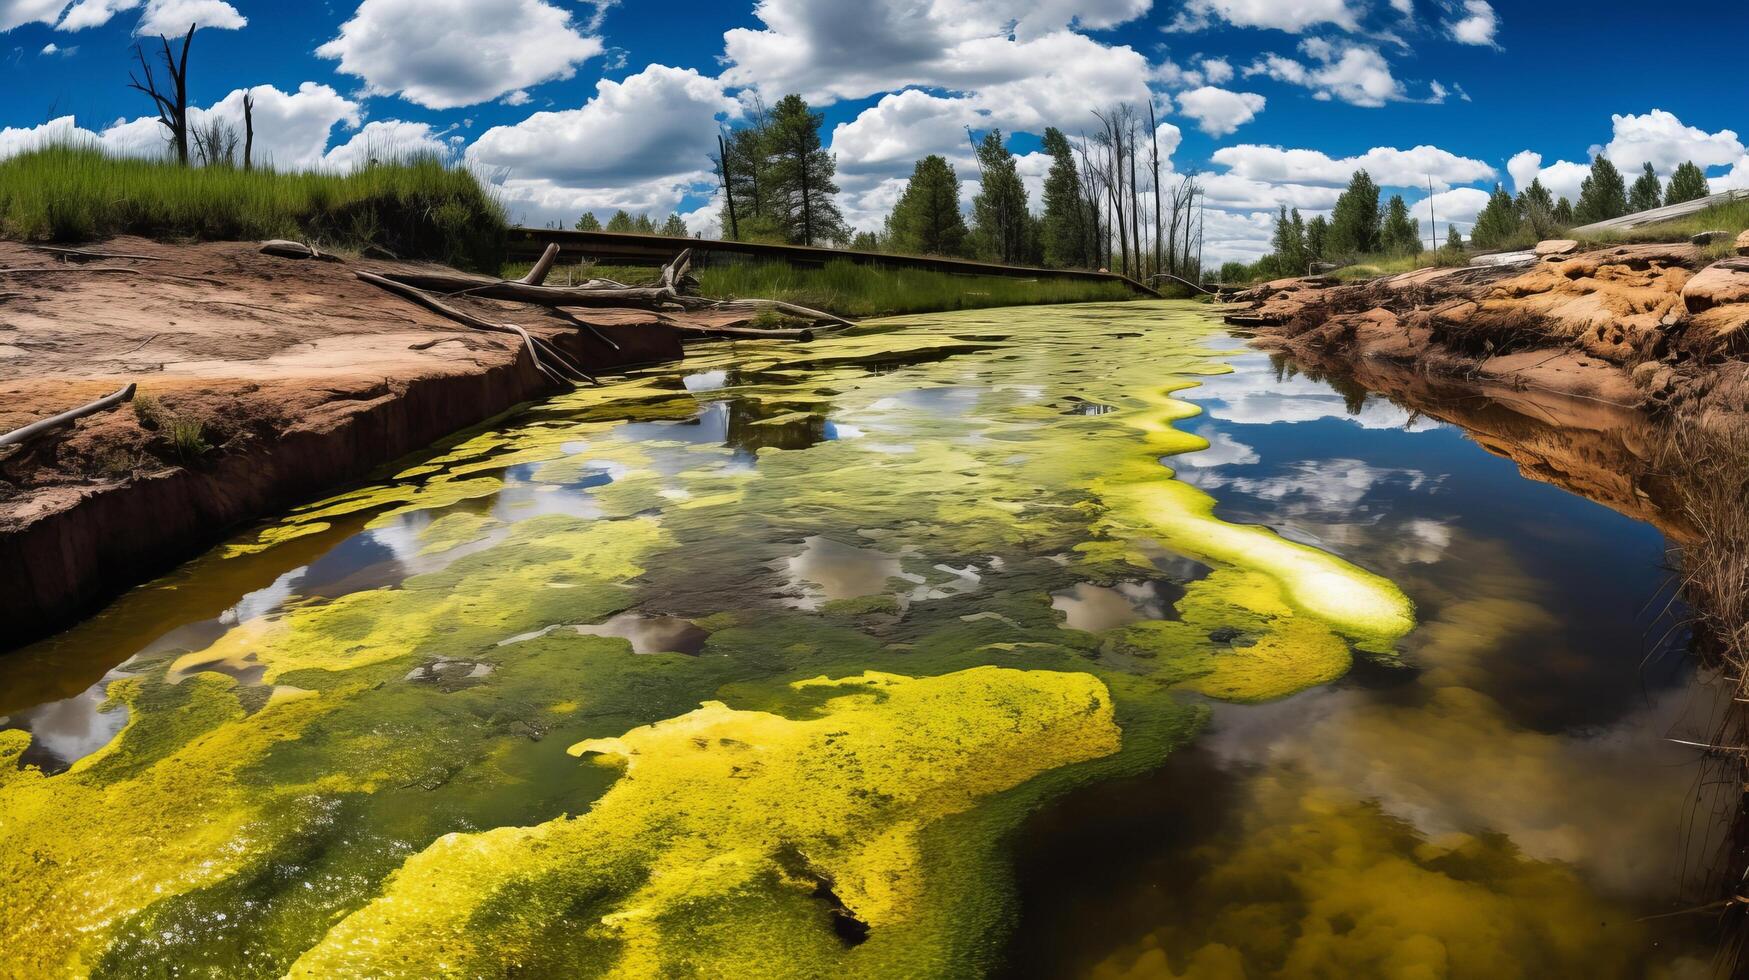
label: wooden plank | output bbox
[506,228,1163,297]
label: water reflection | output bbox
[1052,580,1185,632]
[0,684,129,774]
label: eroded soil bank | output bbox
[0,237,691,646]
[1224,242,1749,417]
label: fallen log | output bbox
[518,243,561,286]
[374,248,856,330]
[0,383,137,449]
[353,271,583,388]
[29,245,161,262]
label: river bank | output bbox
[0,237,689,646]
[1222,241,1749,416]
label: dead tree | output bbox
[243,92,254,171]
[1148,100,1163,279]
[128,23,196,166]
[715,133,739,240]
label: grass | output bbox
[0,144,508,271]
[1579,195,1749,259]
[131,393,210,462]
[500,258,1137,318]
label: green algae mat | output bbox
[0,302,1416,977]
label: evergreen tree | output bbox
[1270,205,1308,273]
[1514,178,1557,237]
[888,155,970,257]
[1666,161,1711,205]
[632,213,656,234]
[1553,196,1575,226]
[1444,227,1464,251]
[766,93,847,246]
[1305,214,1329,260]
[660,214,688,237]
[1381,194,1421,254]
[1573,155,1628,225]
[1038,127,1088,268]
[605,210,635,233]
[1628,162,1663,213]
[1219,260,1250,284]
[575,212,602,231]
[1326,170,1382,257]
[1470,184,1521,248]
[969,129,1032,264]
[719,99,786,242]
[849,230,884,252]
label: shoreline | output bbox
[0,237,687,647]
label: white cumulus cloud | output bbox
[1175,86,1266,137]
[1167,0,1360,34]
[1445,0,1498,46]
[318,0,603,109]
[135,0,243,35]
[1246,39,1420,108]
[1210,144,1494,191]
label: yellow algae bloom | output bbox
[1099,376,1414,652]
[171,513,669,682]
[293,667,1122,978]
[0,676,342,976]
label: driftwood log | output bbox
[353,271,591,387]
[381,249,857,330]
[0,383,137,449]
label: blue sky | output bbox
[4,0,1747,260]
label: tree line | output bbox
[690,93,1205,279]
[1231,152,1718,281]
[574,210,689,236]
[1468,154,1712,248]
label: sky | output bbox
[3,0,1747,262]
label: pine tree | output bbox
[1305,214,1329,260]
[969,129,1031,264]
[1573,155,1628,225]
[850,230,883,252]
[1628,162,1663,214]
[1666,161,1711,205]
[575,212,602,231]
[1444,227,1464,251]
[1270,205,1308,274]
[1553,197,1575,226]
[1039,128,1089,268]
[632,213,656,234]
[1326,170,1382,257]
[766,94,847,246]
[660,214,688,237]
[719,99,786,242]
[605,210,634,233]
[888,155,969,257]
[1514,178,1557,237]
[1470,183,1521,248]
[1381,194,1421,254]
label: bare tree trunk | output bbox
[717,133,739,240]
[1127,122,1141,280]
[1149,100,1163,279]
[129,24,195,165]
[242,92,254,171]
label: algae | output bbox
[291,667,1122,978]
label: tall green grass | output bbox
[504,258,1137,318]
[1581,195,1749,256]
[0,144,508,271]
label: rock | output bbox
[1691,230,1732,246]
[1682,258,1749,314]
[1736,229,1749,256]
[1535,239,1579,256]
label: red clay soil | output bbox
[0,237,708,647]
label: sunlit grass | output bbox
[0,144,508,271]
[502,258,1138,317]
[1580,196,1749,259]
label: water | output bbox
[0,302,1726,977]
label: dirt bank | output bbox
[1224,243,1749,416]
[0,237,697,647]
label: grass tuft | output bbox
[0,144,508,271]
